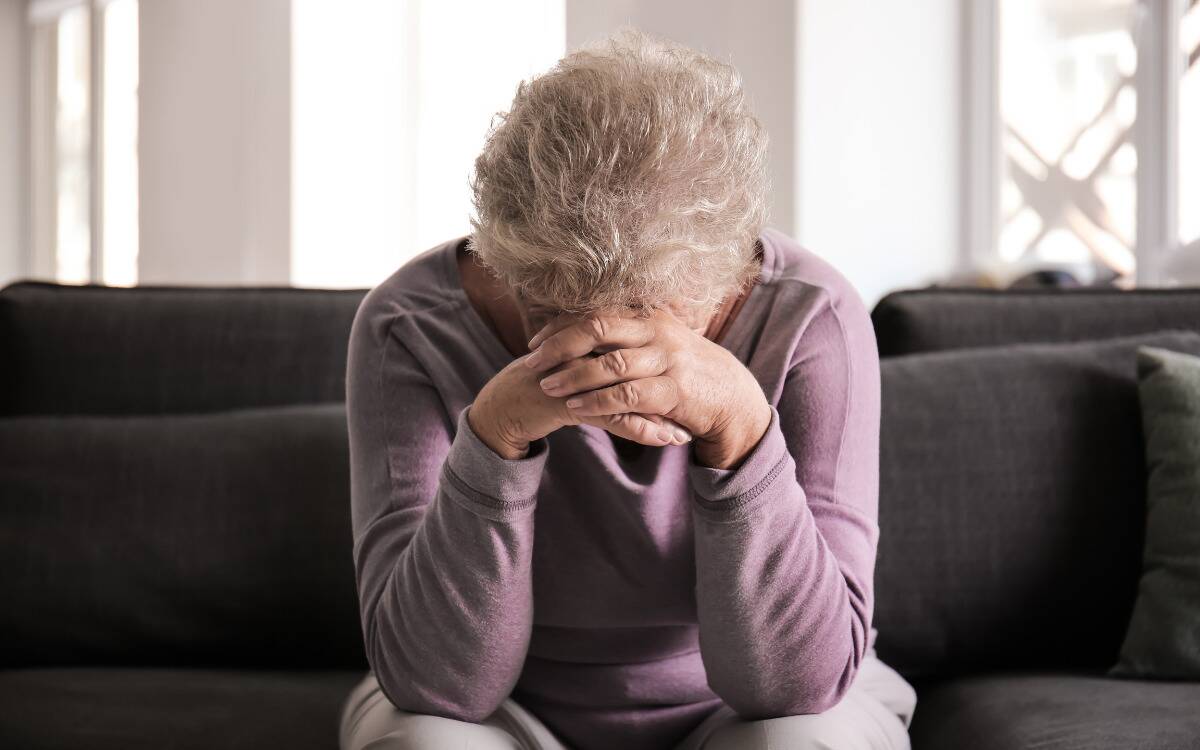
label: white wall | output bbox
[138,0,291,285]
[796,0,963,306]
[0,0,24,287]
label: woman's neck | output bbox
[457,244,533,357]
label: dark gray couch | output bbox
[871,289,1200,749]
[2,280,1199,750]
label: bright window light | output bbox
[291,0,566,289]
[102,0,139,286]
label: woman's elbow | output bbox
[784,675,853,717]
[366,630,505,724]
[713,663,856,720]
[363,600,533,724]
[372,662,503,724]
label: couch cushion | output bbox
[0,282,366,415]
[1110,347,1200,679]
[0,668,365,750]
[873,331,1200,680]
[0,404,365,669]
[908,671,1200,750]
[872,287,1200,357]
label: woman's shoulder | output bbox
[346,237,471,370]
[361,236,462,316]
[755,228,879,372]
[760,227,870,320]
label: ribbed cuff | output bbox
[441,404,549,521]
[687,406,790,521]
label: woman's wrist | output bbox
[467,398,531,460]
[693,397,772,470]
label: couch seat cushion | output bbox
[0,668,366,750]
[909,671,1200,750]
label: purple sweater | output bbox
[345,227,882,750]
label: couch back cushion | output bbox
[873,330,1200,680]
[872,288,1200,357]
[0,282,366,415]
[0,404,366,669]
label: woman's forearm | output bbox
[688,407,877,719]
[360,405,547,723]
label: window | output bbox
[967,0,1199,286]
[29,0,139,286]
[289,0,566,288]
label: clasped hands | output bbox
[468,307,771,470]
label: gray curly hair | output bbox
[466,25,770,317]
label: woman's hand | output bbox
[523,308,772,469]
[468,351,695,460]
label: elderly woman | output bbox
[339,26,916,750]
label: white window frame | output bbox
[28,0,114,284]
[962,0,1190,285]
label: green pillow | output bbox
[1110,346,1200,679]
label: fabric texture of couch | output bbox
[0,282,368,750]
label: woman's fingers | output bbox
[545,354,685,444]
[527,308,643,351]
[526,314,579,351]
[525,313,655,372]
[565,376,681,419]
[538,347,666,397]
[636,413,693,444]
[579,412,692,446]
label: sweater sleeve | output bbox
[687,292,882,719]
[346,298,547,723]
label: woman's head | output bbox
[467,26,770,324]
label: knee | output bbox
[355,713,517,750]
[699,713,834,750]
[339,673,520,750]
[701,697,908,750]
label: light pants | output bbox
[339,650,917,750]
